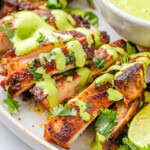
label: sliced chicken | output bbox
[102,100,140,150]
[44,73,115,148]
[0,39,126,99]
[114,54,150,105]
[1,30,109,76]
[0,8,90,53]
[30,40,126,110]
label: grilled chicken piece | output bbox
[1,39,126,99]
[102,100,140,150]
[30,40,126,110]
[114,63,145,105]
[44,74,114,148]
[0,8,90,53]
[31,72,81,110]
[2,30,109,76]
[0,37,97,98]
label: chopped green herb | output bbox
[66,51,76,65]
[126,42,137,56]
[0,23,14,42]
[87,0,95,9]
[37,32,45,46]
[95,109,117,137]
[84,11,98,27]
[119,137,138,150]
[27,60,43,82]
[71,131,74,135]
[86,103,93,109]
[27,67,43,82]
[3,87,20,116]
[93,57,106,69]
[45,0,67,9]
[121,55,129,65]
[51,104,77,117]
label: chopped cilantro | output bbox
[27,60,43,82]
[95,108,117,137]
[0,23,14,43]
[87,0,95,9]
[66,51,76,65]
[45,0,67,9]
[37,32,45,46]
[51,104,77,117]
[84,11,98,27]
[3,87,20,116]
[126,42,137,56]
[119,137,138,150]
[86,103,93,109]
[93,57,106,69]
[121,55,129,65]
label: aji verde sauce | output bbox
[109,0,150,21]
[36,67,59,110]
[101,45,126,61]
[13,11,56,56]
[76,67,91,92]
[68,98,91,121]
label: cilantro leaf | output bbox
[0,23,14,42]
[93,57,106,69]
[3,87,20,116]
[87,0,95,9]
[120,137,138,150]
[51,104,77,117]
[37,32,45,46]
[27,67,43,82]
[45,0,67,9]
[121,55,129,65]
[95,109,117,137]
[86,103,93,109]
[66,51,76,65]
[84,11,98,27]
[119,145,130,150]
[126,42,137,56]
[27,60,43,82]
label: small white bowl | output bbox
[94,0,150,47]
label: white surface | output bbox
[0,122,33,150]
[0,1,121,150]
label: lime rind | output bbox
[128,104,150,149]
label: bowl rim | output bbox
[99,0,150,27]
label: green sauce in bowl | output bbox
[109,0,150,21]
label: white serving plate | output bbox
[0,0,127,150]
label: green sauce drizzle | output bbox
[75,27,102,48]
[51,10,76,31]
[107,88,123,101]
[13,11,56,56]
[101,45,126,61]
[35,67,59,110]
[52,48,66,70]
[76,67,91,92]
[95,73,115,87]
[69,98,91,121]
[67,40,87,67]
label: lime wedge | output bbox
[128,104,150,149]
